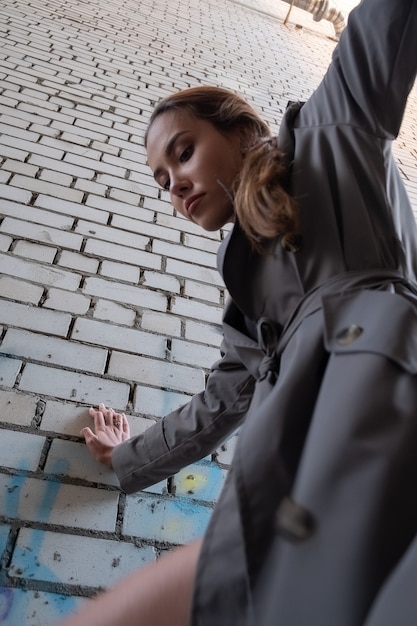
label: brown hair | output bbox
[145,86,299,253]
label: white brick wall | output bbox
[0,0,416,623]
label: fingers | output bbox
[88,404,131,438]
[121,413,130,438]
[81,426,99,449]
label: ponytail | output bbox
[234,136,300,253]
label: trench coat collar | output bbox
[217,221,261,321]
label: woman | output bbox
[67,0,417,624]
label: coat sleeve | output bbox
[111,301,258,494]
[304,0,417,139]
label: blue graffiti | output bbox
[0,588,13,622]
[1,458,79,624]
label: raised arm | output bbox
[305,0,417,138]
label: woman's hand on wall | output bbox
[82,403,131,467]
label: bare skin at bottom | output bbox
[56,539,202,626]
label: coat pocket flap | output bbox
[322,290,417,373]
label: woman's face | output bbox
[146,110,243,231]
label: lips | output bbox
[185,194,204,216]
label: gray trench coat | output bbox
[113,0,417,623]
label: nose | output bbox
[169,173,190,198]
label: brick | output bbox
[0,115,30,130]
[0,182,32,204]
[96,173,158,199]
[153,240,218,269]
[20,87,51,101]
[40,399,155,438]
[141,311,182,337]
[84,238,161,270]
[75,118,128,141]
[83,275,166,311]
[184,320,223,347]
[85,194,154,222]
[0,134,64,160]
[0,275,43,304]
[9,174,84,202]
[44,287,91,315]
[40,401,92,437]
[0,588,85,626]
[0,430,45,472]
[63,152,126,177]
[0,355,22,388]
[75,219,149,250]
[142,270,181,294]
[2,159,39,177]
[0,199,74,229]
[111,214,181,243]
[51,119,108,142]
[213,431,239,466]
[123,493,213,544]
[0,169,10,183]
[0,217,82,250]
[183,232,222,254]
[11,528,156,587]
[107,186,149,206]
[29,122,61,137]
[166,258,224,286]
[133,384,191,418]
[156,213,220,240]
[171,339,219,369]
[19,364,130,407]
[0,523,10,555]
[0,122,40,142]
[141,196,173,216]
[57,250,99,274]
[171,296,223,324]
[72,317,166,359]
[0,389,38,426]
[12,240,57,263]
[184,279,221,304]
[0,300,71,336]
[73,178,107,195]
[29,153,95,179]
[172,462,227,502]
[100,260,140,283]
[91,140,120,155]
[0,106,51,125]
[0,142,28,160]
[45,439,119,487]
[101,153,148,174]
[0,233,12,251]
[38,169,73,187]
[2,328,107,374]
[0,474,119,531]
[40,136,101,160]
[93,299,136,326]
[109,351,205,394]
[0,253,81,290]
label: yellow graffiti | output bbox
[180,472,208,495]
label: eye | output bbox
[179,145,193,162]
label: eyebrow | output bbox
[153,130,188,183]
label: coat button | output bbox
[336,324,364,345]
[281,233,303,253]
[275,496,315,542]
